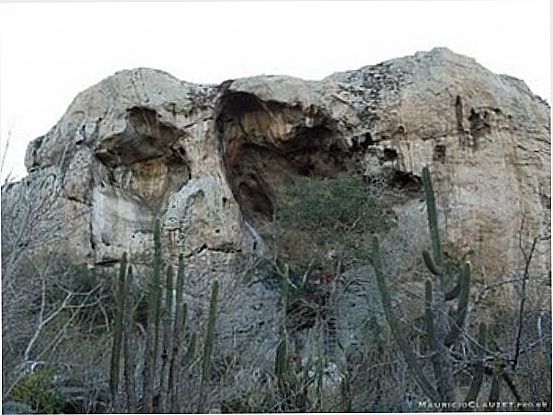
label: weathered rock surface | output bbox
[2,47,550,354]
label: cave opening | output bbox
[94,106,192,212]
[216,91,350,224]
[215,89,396,273]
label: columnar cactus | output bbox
[109,252,128,411]
[183,332,197,370]
[123,265,137,413]
[159,265,174,412]
[273,264,311,412]
[372,237,441,402]
[143,219,163,413]
[372,166,485,403]
[168,253,187,412]
[199,279,220,412]
[107,220,221,413]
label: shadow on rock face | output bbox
[216,88,360,224]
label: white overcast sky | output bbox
[0,0,550,181]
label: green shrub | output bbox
[277,174,394,263]
[279,175,388,233]
[12,367,66,414]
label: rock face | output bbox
[2,48,550,352]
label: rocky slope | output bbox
[2,47,550,354]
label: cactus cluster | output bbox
[371,166,488,403]
[109,219,220,413]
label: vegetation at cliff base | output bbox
[2,168,551,413]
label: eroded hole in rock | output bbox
[468,107,492,142]
[433,144,446,162]
[238,179,274,219]
[124,156,190,210]
[217,92,346,222]
[217,90,397,272]
[351,134,373,152]
[390,171,422,192]
[455,95,465,135]
[383,148,398,161]
[95,107,183,167]
[94,106,191,212]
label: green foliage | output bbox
[12,367,66,414]
[280,175,387,233]
[277,174,394,263]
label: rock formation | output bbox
[2,48,551,412]
[2,48,550,354]
[5,47,549,275]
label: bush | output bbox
[12,367,66,414]
[280,175,389,233]
[277,174,394,264]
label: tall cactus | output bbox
[123,265,137,413]
[168,253,187,413]
[109,254,141,413]
[143,219,163,413]
[445,262,471,346]
[372,166,482,403]
[422,166,470,400]
[106,222,208,414]
[488,360,502,403]
[421,167,445,290]
[183,332,197,370]
[274,337,289,381]
[199,280,220,412]
[159,265,174,413]
[372,237,441,402]
[110,252,128,411]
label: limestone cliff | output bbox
[3,48,549,288]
